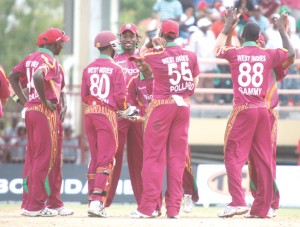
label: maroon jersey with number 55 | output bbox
[143,42,200,99]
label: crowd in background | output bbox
[144,0,300,105]
[0,115,80,164]
[1,0,300,164]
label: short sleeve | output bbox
[216,46,236,62]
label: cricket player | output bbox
[214,8,295,218]
[9,28,72,217]
[106,23,144,207]
[81,31,127,217]
[130,19,200,218]
[128,54,199,213]
[0,65,10,118]
[247,33,289,218]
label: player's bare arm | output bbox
[33,69,57,111]
[276,12,295,68]
[214,7,238,52]
[60,91,67,122]
[8,71,28,106]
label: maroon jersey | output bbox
[0,65,10,98]
[127,72,153,115]
[143,42,200,99]
[216,42,289,107]
[81,54,126,110]
[12,48,63,108]
[114,50,140,86]
[266,65,288,109]
[0,65,10,118]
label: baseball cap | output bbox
[94,31,117,48]
[279,5,291,15]
[197,18,212,28]
[120,23,139,35]
[128,53,142,61]
[160,20,179,38]
[43,28,70,44]
[36,32,46,46]
[197,1,208,10]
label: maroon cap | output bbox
[120,23,139,35]
[128,53,142,61]
[36,32,46,46]
[94,31,117,48]
[43,28,70,44]
[160,20,179,38]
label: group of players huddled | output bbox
[0,6,294,219]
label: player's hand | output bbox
[44,99,57,111]
[152,37,166,50]
[127,116,145,122]
[276,11,289,32]
[117,106,139,119]
[223,7,239,34]
[60,106,67,122]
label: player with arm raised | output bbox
[130,20,200,219]
[81,31,126,217]
[247,32,290,218]
[214,8,295,218]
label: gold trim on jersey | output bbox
[144,96,190,130]
[26,104,58,174]
[84,105,118,148]
[0,66,8,82]
[265,83,278,109]
[269,108,278,150]
[224,105,248,152]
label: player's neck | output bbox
[124,49,136,55]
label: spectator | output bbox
[249,4,270,36]
[179,4,196,39]
[189,17,217,103]
[0,120,6,163]
[195,1,209,20]
[9,121,27,163]
[179,0,195,11]
[152,0,183,22]
[3,115,18,143]
[62,124,79,164]
[265,13,282,49]
[279,5,296,34]
[259,0,280,18]
[281,0,300,24]
[234,0,256,34]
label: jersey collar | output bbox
[242,41,257,47]
[38,48,54,58]
[166,42,177,47]
[99,54,113,60]
[140,72,153,80]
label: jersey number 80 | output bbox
[89,73,110,99]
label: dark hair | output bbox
[98,46,110,51]
[242,22,260,42]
